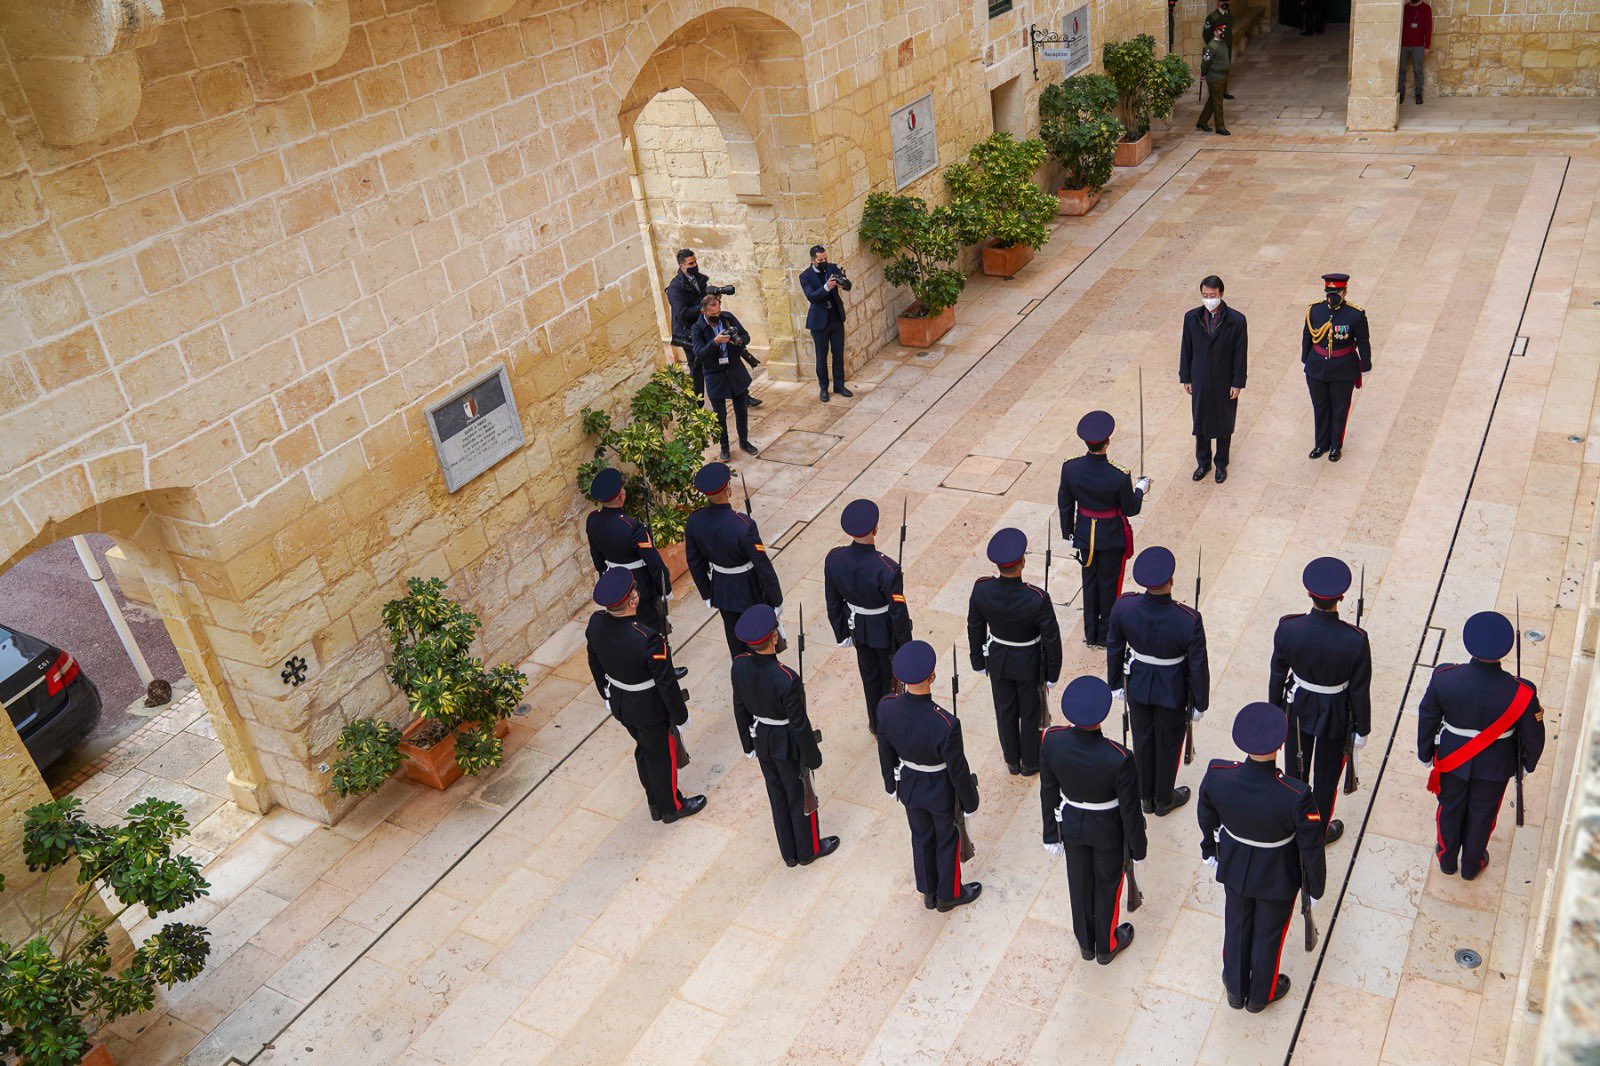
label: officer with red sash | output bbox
[825,499,913,736]
[1301,272,1373,462]
[1418,611,1545,879]
[1059,410,1149,648]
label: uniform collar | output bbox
[708,501,732,511]
[1244,756,1279,773]
[1309,607,1342,621]
[1469,658,1506,673]
[1085,451,1108,462]
[1144,591,1172,604]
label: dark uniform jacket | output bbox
[825,543,912,650]
[1106,591,1209,712]
[684,502,782,613]
[731,653,822,768]
[665,270,709,348]
[1198,758,1327,901]
[1179,304,1248,439]
[1058,452,1144,554]
[584,613,688,729]
[1301,301,1373,384]
[798,262,851,331]
[690,311,756,401]
[1417,660,1545,782]
[967,575,1062,684]
[1269,609,1372,738]
[585,507,669,601]
[1039,726,1146,857]
[876,693,980,814]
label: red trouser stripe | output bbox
[1435,797,1446,861]
[952,827,962,900]
[1109,871,1125,950]
[809,810,820,853]
[667,733,682,810]
[1267,899,1296,996]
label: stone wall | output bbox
[1429,0,1600,97]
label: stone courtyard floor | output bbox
[92,29,1600,1066]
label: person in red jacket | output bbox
[1399,0,1433,104]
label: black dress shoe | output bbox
[661,795,707,823]
[833,385,853,398]
[1228,992,1246,1010]
[1154,786,1191,816]
[1192,465,1211,482]
[937,882,982,912]
[1215,465,1228,484]
[820,388,830,403]
[1329,448,1342,462]
[746,396,763,408]
[719,445,731,460]
[1324,819,1344,846]
[740,440,760,456]
[799,836,840,864]
[785,858,798,868]
[1246,974,1291,1012]
[1141,799,1155,814]
[1079,944,1096,962]
[1215,128,1230,136]
[673,666,688,680]
[1196,123,1212,132]
[649,806,662,822]
[1007,761,1021,776]
[1224,93,1236,100]
[1308,446,1327,459]
[924,892,938,910]
[1020,765,1039,777]
[1096,924,1135,964]
[1438,858,1458,877]
[1462,853,1489,881]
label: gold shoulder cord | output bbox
[1307,305,1333,346]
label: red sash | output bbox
[1427,683,1531,794]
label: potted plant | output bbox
[331,718,404,799]
[1102,35,1193,167]
[0,797,211,1066]
[578,365,719,578]
[945,132,1059,278]
[1040,75,1125,216]
[858,191,966,347]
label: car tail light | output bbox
[44,652,78,697]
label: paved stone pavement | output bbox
[95,31,1600,1066]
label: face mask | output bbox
[1326,291,1343,307]
[1202,296,1222,311]
[685,266,699,276]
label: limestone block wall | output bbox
[1429,0,1600,97]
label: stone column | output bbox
[1347,0,1402,131]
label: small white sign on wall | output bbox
[890,93,940,189]
[1044,5,1093,76]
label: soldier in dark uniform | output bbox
[583,469,681,676]
[1198,703,1326,1012]
[1107,547,1208,815]
[877,642,982,912]
[1301,273,1373,462]
[1060,410,1150,648]
[731,604,839,867]
[684,462,784,659]
[1418,612,1545,879]
[1040,676,1146,964]
[967,528,1062,776]
[1269,557,1372,846]
[824,499,912,736]
[584,569,705,823]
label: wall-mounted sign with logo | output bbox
[1042,5,1093,76]
[890,93,939,189]
[425,364,526,493]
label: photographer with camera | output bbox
[691,294,761,460]
[798,244,853,404]
[666,250,760,408]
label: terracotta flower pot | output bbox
[398,717,512,791]
[658,541,688,582]
[82,1045,115,1066]
[1113,131,1152,168]
[1058,187,1101,216]
[896,305,956,348]
[980,241,1035,278]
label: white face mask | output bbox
[1202,296,1222,311]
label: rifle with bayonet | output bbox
[1184,545,1199,765]
[739,469,752,516]
[642,489,672,639]
[1124,839,1143,913]
[1343,563,1364,794]
[1513,597,1525,827]
[1040,521,1053,745]
[1300,851,1319,950]
[800,602,818,815]
[952,642,976,862]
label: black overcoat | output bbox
[1178,304,1248,439]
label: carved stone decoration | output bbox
[0,0,162,145]
[436,0,517,27]
[239,0,351,79]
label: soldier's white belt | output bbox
[847,602,888,630]
[1286,671,1348,700]
[604,675,656,692]
[749,715,789,738]
[1221,825,1293,848]
[894,759,947,781]
[1128,650,1184,667]
[1438,721,1510,742]
[710,561,753,575]
[1056,796,1119,819]
[984,634,1040,656]
[604,558,646,570]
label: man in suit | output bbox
[798,245,854,403]
[665,249,710,400]
[1059,410,1150,647]
[824,499,912,736]
[1179,275,1248,482]
[690,294,761,460]
[684,462,784,658]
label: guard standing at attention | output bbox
[1301,273,1373,462]
[1418,612,1545,879]
[1269,558,1372,846]
[967,528,1062,776]
[824,499,913,735]
[1060,410,1150,648]
[1107,546,1209,815]
[684,462,784,658]
[1198,703,1326,1012]
[584,468,678,668]
[1041,676,1146,964]
[877,641,983,912]
[585,569,704,823]
[731,604,839,867]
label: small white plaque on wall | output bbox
[426,364,526,493]
[890,93,940,190]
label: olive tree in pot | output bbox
[1039,75,1124,216]
[945,132,1059,278]
[1103,35,1193,167]
[0,797,211,1066]
[858,191,966,348]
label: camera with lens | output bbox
[830,265,848,281]
[723,326,751,347]
[707,283,736,297]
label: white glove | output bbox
[1353,734,1367,750]
[663,591,672,602]
[1135,477,1151,494]
[1307,896,1319,910]
[744,750,756,760]
[838,639,852,648]
[775,605,784,619]
[1132,858,1144,866]
[1042,841,1065,858]
[703,599,712,610]
[1112,689,1126,702]
[979,669,988,677]
[603,698,611,713]
[1045,681,1055,690]
[1204,856,1218,872]
[680,712,692,730]
[1191,709,1204,723]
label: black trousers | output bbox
[1222,889,1296,1007]
[989,676,1042,770]
[676,343,704,399]
[718,610,745,658]
[1196,433,1231,468]
[1129,699,1186,807]
[1080,549,1127,644]
[906,804,962,902]
[1307,378,1356,451]
[1301,0,1326,32]
[1284,727,1348,830]
[811,322,846,388]
[854,644,894,734]
[1435,775,1508,875]
[711,392,750,449]
[1063,841,1125,957]
[625,721,685,816]
[759,757,818,864]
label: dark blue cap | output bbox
[1133,546,1175,588]
[1322,273,1350,288]
[987,527,1027,567]
[1077,410,1115,443]
[1303,557,1351,598]
[694,462,731,494]
[892,640,937,685]
[1060,675,1112,727]
[594,568,635,609]
[589,467,623,502]
[1463,611,1515,661]
[1233,701,1287,755]
[735,604,779,645]
[841,499,879,538]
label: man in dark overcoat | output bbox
[1179,275,1248,483]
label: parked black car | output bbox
[0,624,100,769]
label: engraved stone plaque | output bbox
[426,364,525,493]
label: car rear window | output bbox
[0,625,50,683]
